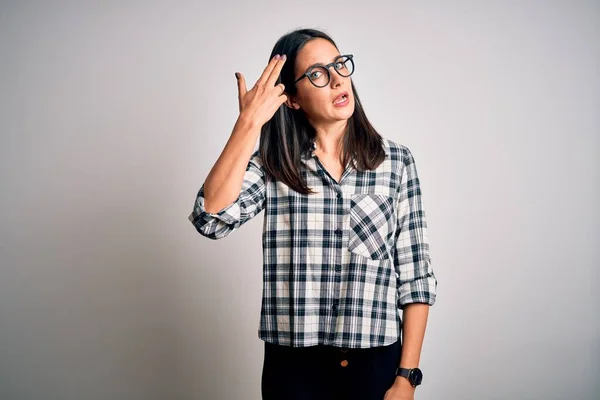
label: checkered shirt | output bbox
[188,137,437,348]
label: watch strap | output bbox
[396,367,411,379]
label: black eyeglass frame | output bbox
[294,54,354,88]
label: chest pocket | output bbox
[348,193,395,260]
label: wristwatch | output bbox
[395,367,423,387]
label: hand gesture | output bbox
[235,54,288,128]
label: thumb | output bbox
[235,72,247,113]
[235,72,247,98]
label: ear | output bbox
[284,95,301,110]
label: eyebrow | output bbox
[305,54,343,70]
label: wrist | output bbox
[236,112,261,131]
[394,375,416,388]
[395,366,423,387]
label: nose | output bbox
[329,66,343,88]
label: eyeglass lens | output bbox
[308,56,354,87]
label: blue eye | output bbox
[310,70,322,79]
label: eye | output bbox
[309,70,323,79]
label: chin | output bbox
[335,103,355,120]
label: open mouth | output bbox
[333,92,348,104]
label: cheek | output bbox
[299,88,332,114]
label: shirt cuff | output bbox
[397,271,437,309]
[188,184,242,226]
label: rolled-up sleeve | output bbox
[188,150,266,240]
[394,146,437,309]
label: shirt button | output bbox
[334,229,342,235]
[335,265,341,272]
[336,192,342,199]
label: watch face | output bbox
[409,368,423,385]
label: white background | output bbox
[1,1,598,399]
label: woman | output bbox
[189,28,438,400]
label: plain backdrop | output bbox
[1,1,598,399]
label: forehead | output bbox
[295,38,340,72]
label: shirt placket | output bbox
[312,150,351,345]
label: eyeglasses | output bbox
[294,54,354,88]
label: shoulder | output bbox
[249,149,265,168]
[380,137,414,165]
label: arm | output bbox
[202,115,262,214]
[188,116,266,240]
[392,146,437,385]
[188,54,289,240]
[394,146,437,309]
[393,303,429,391]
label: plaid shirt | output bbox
[188,138,437,348]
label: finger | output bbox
[273,83,285,96]
[257,55,282,87]
[236,72,247,111]
[266,55,286,88]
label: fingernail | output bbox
[235,72,239,79]
[274,54,280,60]
[281,54,286,60]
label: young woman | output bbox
[189,28,438,400]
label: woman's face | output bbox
[286,38,355,126]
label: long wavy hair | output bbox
[259,28,386,194]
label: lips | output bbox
[333,91,349,104]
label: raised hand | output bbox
[235,54,288,128]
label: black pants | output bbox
[261,337,402,400]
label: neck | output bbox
[311,119,348,157]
